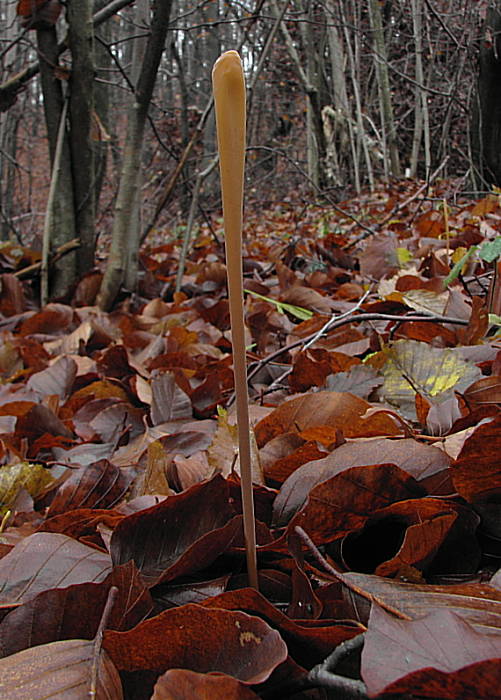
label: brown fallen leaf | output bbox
[273,437,449,526]
[362,605,501,698]
[335,572,501,630]
[254,391,401,449]
[0,532,112,606]
[110,474,237,586]
[0,561,153,658]
[452,413,501,500]
[152,668,259,699]
[103,603,288,683]
[0,637,123,699]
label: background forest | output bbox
[0,0,500,306]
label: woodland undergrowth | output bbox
[0,178,501,699]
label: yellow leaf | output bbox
[381,340,482,420]
[0,462,55,517]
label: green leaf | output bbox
[244,289,313,321]
[479,237,501,263]
[443,246,477,288]
[396,247,413,267]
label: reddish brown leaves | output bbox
[272,437,449,525]
[152,670,258,700]
[254,392,401,448]
[452,414,501,501]
[0,638,122,699]
[103,604,288,683]
[0,562,152,657]
[2,184,501,698]
[47,459,133,517]
[288,464,425,544]
[110,475,238,586]
[202,587,361,667]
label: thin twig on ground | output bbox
[295,526,412,620]
[233,308,470,404]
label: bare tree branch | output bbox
[0,0,135,112]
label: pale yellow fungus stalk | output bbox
[212,50,258,590]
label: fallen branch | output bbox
[264,626,368,699]
[13,238,80,280]
[295,525,412,620]
[243,308,470,390]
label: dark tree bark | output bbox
[36,26,77,296]
[472,5,501,187]
[67,0,96,276]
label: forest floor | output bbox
[0,177,501,698]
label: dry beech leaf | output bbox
[254,391,400,448]
[0,638,122,699]
[340,572,501,630]
[110,474,237,586]
[452,413,501,501]
[281,285,335,314]
[47,459,133,517]
[26,354,77,399]
[150,370,192,425]
[152,669,259,699]
[208,408,263,484]
[103,604,288,684]
[273,437,449,526]
[325,363,383,399]
[402,288,449,316]
[0,561,153,658]
[201,587,361,667]
[463,375,501,407]
[362,605,501,698]
[381,339,482,420]
[0,532,112,605]
[285,464,425,544]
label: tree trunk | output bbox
[272,0,328,190]
[409,0,430,178]
[36,26,77,296]
[67,0,96,276]
[123,0,149,291]
[471,5,501,187]
[0,0,22,241]
[93,0,113,210]
[98,0,174,311]
[368,0,401,178]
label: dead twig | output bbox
[239,308,469,398]
[13,238,80,280]
[90,585,118,698]
[295,525,412,620]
